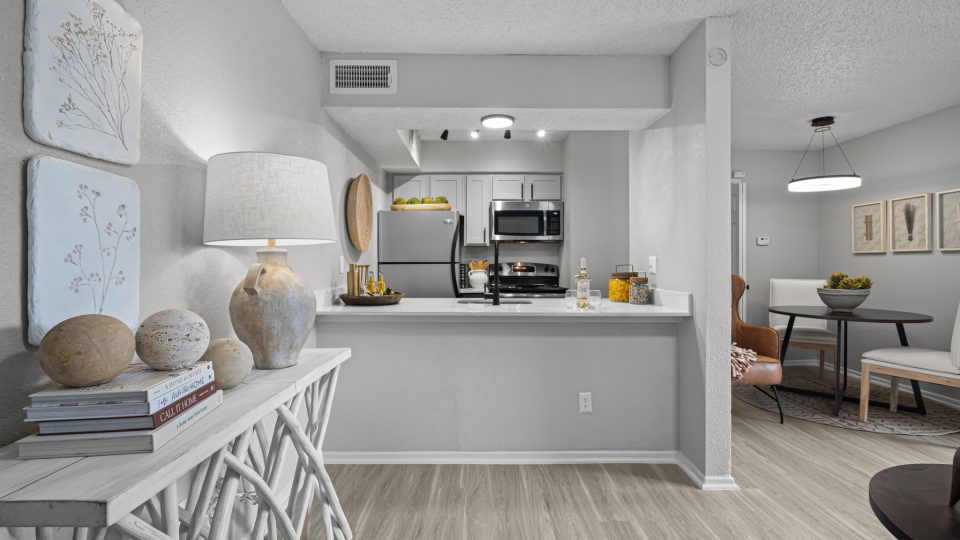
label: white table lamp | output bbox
[204,152,337,369]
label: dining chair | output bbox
[859,302,960,422]
[734,275,784,423]
[769,278,837,379]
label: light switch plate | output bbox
[648,256,658,274]
[756,235,770,246]
[339,255,345,274]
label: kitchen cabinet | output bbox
[464,175,492,246]
[392,175,429,201]
[526,175,562,201]
[430,175,464,213]
[492,175,525,200]
[492,175,562,201]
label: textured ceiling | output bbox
[281,0,745,55]
[285,0,960,150]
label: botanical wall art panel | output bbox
[27,156,140,345]
[23,0,142,165]
[937,188,960,252]
[890,193,931,253]
[851,200,886,254]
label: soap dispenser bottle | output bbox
[575,257,591,309]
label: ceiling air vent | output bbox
[330,60,397,95]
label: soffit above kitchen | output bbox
[283,0,960,152]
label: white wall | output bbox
[0,0,383,448]
[561,132,630,295]
[629,18,733,486]
[419,141,564,172]
[731,150,819,326]
[321,54,670,110]
[816,105,960,391]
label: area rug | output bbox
[733,367,960,435]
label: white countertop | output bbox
[316,291,692,323]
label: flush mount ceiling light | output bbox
[504,130,511,140]
[470,129,479,139]
[440,129,449,141]
[481,114,514,129]
[536,129,546,138]
[788,116,861,193]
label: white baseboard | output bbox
[324,450,740,491]
[788,358,960,410]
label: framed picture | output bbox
[23,0,142,165]
[936,188,960,251]
[890,193,931,252]
[27,156,140,345]
[851,200,886,254]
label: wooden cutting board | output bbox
[346,174,372,252]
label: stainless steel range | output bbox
[486,262,567,298]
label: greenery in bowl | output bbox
[823,272,872,290]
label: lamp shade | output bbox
[203,152,337,246]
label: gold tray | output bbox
[339,293,403,306]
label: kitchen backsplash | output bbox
[461,243,561,265]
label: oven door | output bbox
[490,201,563,242]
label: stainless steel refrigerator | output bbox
[378,210,461,297]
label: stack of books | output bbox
[18,362,222,459]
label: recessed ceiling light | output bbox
[481,114,514,129]
[470,129,479,139]
[536,129,546,138]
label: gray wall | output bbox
[817,105,960,385]
[0,0,383,447]
[561,132,630,296]
[732,150,819,326]
[629,19,733,484]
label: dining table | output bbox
[768,305,934,416]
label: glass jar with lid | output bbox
[629,272,652,305]
[608,264,637,303]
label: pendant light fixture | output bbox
[788,116,861,192]
[481,114,514,129]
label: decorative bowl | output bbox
[817,288,870,312]
[468,269,489,289]
[339,293,403,306]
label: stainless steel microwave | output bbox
[490,201,563,242]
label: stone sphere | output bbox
[200,338,254,389]
[136,310,210,370]
[40,314,135,387]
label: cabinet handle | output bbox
[483,227,487,244]
[531,183,535,200]
[521,183,524,200]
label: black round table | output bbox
[869,448,960,539]
[768,306,934,416]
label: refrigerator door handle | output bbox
[451,215,463,297]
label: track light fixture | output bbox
[536,129,546,138]
[440,129,449,141]
[504,130,511,140]
[470,130,479,139]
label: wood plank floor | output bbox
[319,382,960,539]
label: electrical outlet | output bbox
[579,392,592,413]
[756,235,770,246]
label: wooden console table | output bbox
[0,348,352,540]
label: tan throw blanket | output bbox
[731,343,757,380]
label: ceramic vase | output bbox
[229,250,316,369]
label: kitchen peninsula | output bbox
[315,291,698,478]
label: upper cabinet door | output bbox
[393,175,429,201]
[429,175,464,212]
[526,175,562,201]
[492,175,525,200]
[464,175,492,246]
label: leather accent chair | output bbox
[733,275,784,423]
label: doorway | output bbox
[731,178,746,319]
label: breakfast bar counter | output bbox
[314,289,695,467]
[315,290,692,322]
